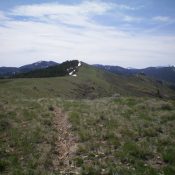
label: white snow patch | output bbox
[78,61,81,67]
[68,63,80,76]
[69,69,77,76]
[69,71,74,75]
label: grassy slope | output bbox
[0,97,57,174]
[1,95,175,174]
[0,63,174,99]
[0,64,175,174]
[64,97,175,174]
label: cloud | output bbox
[10,1,113,27]
[122,15,142,22]
[0,1,175,68]
[115,4,137,10]
[10,2,142,26]
[11,1,111,17]
[11,1,137,18]
[0,11,9,21]
[152,16,173,23]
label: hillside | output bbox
[0,61,175,99]
[0,67,18,77]
[0,61,175,174]
[0,85,175,174]
[0,61,58,77]
[94,65,175,84]
[13,60,80,78]
[1,61,175,85]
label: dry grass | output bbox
[62,97,175,175]
[0,75,175,174]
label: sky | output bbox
[0,0,175,68]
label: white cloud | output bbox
[115,4,136,10]
[122,15,142,22]
[152,16,173,23]
[10,1,112,28]
[0,11,9,21]
[11,1,111,17]
[11,1,137,18]
[0,1,175,68]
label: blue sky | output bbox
[0,0,175,68]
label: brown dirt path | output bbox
[52,107,78,174]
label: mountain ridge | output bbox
[94,64,175,84]
[0,60,174,99]
[0,61,58,77]
[13,60,81,78]
[0,60,175,85]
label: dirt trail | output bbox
[52,107,78,174]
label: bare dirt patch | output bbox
[52,107,78,174]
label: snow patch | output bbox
[78,61,81,67]
[69,71,74,75]
[69,69,77,77]
[68,61,81,77]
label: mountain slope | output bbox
[77,64,175,98]
[94,65,175,84]
[0,61,174,99]
[19,61,58,72]
[0,61,58,77]
[1,61,175,84]
[14,60,80,78]
[0,64,175,174]
[0,67,18,76]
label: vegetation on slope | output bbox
[0,97,56,174]
[13,60,79,78]
[1,93,175,174]
[95,65,175,84]
[63,97,175,174]
[0,63,174,100]
[0,62,175,174]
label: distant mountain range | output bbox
[13,60,80,78]
[94,65,175,84]
[0,60,175,99]
[0,61,58,77]
[0,61,175,85]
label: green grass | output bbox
[62,97,175,175]
[0,64,174,100]
[0,65,175,174]
[0,97,58,174]
[1,92,175,174]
